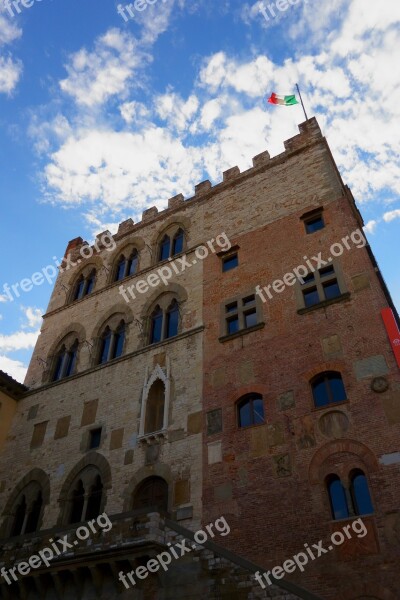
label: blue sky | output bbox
[0,0,399,382]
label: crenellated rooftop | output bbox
[64,117,323,258]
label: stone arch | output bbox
[57,452,112,525]
[106,236,146,283]
[139,283,188,346]
[309,439,379,485]
[43,323,86,383]
[1,469,50,536]
[122,463,172,512]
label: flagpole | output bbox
[296,83,309,121]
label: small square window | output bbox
[89,428,102,450]
[242,295,255,306]
[222,253,238,272]
[227,316,239,335]
[244,309,257,328]
[302,272,315,285]
[320,265,335,278]
[323,281,341,300]
[303,287,320,307]
[226,302,238,313]
[305,215,324,234]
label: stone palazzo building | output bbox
[0,118,399,600]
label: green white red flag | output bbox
[268,93,299,106]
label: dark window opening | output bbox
[69,480,85,524]
[89,428,102,450]
[150,306,163,344]
[222,253,238,272]
[350,469,374,515]
[327,475,349,520]
[25,492,43,534]
[303,287,320,307]
[85,475,103,520]
[312,371,347,408]
[11,495,27,536]
[166,300,179,339]
[159,235,171,262]
[172,229,184,256]
[144,380,165,434]
[99,329,112,364]
[133,477,168,512]
[238,394,265,428]
[305,215,325,234]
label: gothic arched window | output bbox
[114,250,139,281]
[52,339,79,381]
[350,469,374,516]
[10,483,44,537]
[67,470,104,525]
[172,228,184,256]
[72,269,96,301]
[98,321,126,365]
[159,235,171,262]
[326,474,349,520]
[237,393,265,428]
[144,380,165,434]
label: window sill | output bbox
[138,430,167,444]
[219,322,265,343]
[297,292,351,315]
[312,399,349,412]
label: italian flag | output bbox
[268,93,299,106]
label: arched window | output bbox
[150,306,164,344]
[72,269,96,301]
[144,380,165,434]
[25,491,43,534]
[311,371,347,408]
[52,339,79,381]
[114,250,139,281]
[133,477,168,512]
[115,256,127,281]
[11,495,27,536]
[98,321,126,365]
[67,470,104,525]
[326,474,349,520]
[69,479,85,524]
[237,393,265,428]
[350,469,374,515]
[166,300,179,339]
[10,482,44,536]
[172,229,184,256]
[85,475,103,521]
[159,235,171,262]
[149,301,180,345]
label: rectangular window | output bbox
[223,294,261,337]
[304,214,325,234]
[89,427,102,450]
[300,264,344,309]
[222,253,239,272]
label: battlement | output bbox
[64,118,323,257]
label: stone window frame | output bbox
[109,244,141,283]
[52,337,79,382]
[219,291,264,341]
[145,292,183,346]
[310,370,348,411]
[295,259,350,314]
[325,468,375,521]
[92,311,133,367]
[154,223,188,265]
[138,362,171,441]
[236,393,266,429]
[68,265,97,304]
[301,207,325,235]
[1,469,50,538]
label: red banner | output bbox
[381,308,400,369]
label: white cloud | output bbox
[59,29,150,107]
[0,330,40,353]
[0,294,8,303]
[22,307,43,329]
[0,14,21,47]
[0,54,22,94]
[119,101,150,125]
[0,355,27,383]
[383,209,400,223]
[364,220,378,234]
